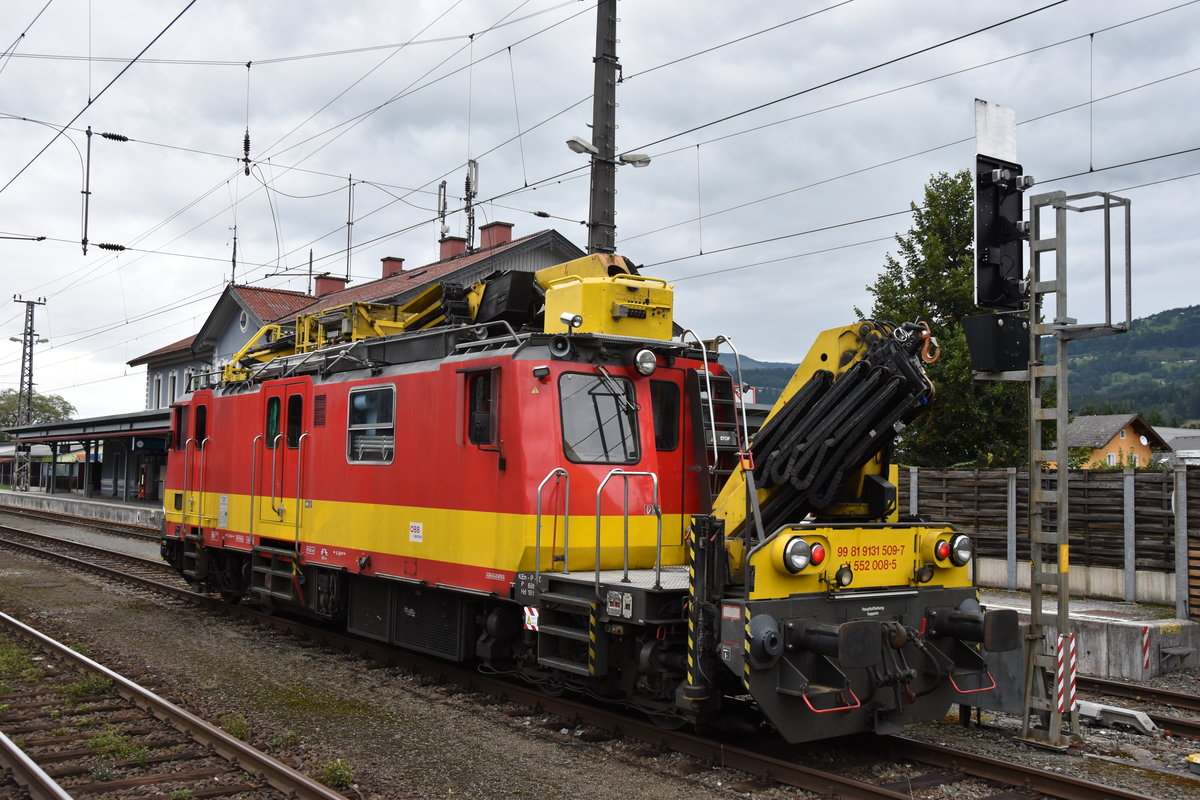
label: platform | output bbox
[0,489,163,531]
[982,588,1198,680]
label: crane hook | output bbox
[917,321,940,364]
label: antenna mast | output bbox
[464,160,478,251]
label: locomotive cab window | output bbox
[649,380,680,451]
[265,397,281,449]
[194,404,208,450]
[559,372,640,464]
[347,386,395,464]
[286,394,304,449]
[467,370,498,446]
[173,406,188,451]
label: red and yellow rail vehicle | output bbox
[161,253,1016,742]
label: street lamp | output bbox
[565,136,599,156]
[565,136,652,254]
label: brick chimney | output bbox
[381,256,405,278]
[439,235,467,261]
[480,221,514,249]
[314,274,348,297]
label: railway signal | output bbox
[973,101,1033,311]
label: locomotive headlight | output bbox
[633,348,657,376]
[782,537,811,573]
[835,563,854,587]
[949,533,973,566]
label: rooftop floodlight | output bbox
[566,136,599,156]
[618,152,651,168]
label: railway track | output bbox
[0,522,1173,800]
[0,523,187,589]
[1078,676,1200,738]
[1079,676,1200,715]
[0,611,348,799]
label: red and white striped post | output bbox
[1066,633,1077,712]
[1055,634,1066,713]
[1142,625,1151,673]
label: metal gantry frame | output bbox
[1017,189,1131,749]
[11,296,46,492]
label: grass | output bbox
[318,757,354,789]
[271,729,299,748]
[88,725,149,765]
[62,672,113,699]
[219,713,249,740]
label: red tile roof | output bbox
[281,230,550,320]
[232,285,315,321]
[127,334,196,366]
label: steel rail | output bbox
[885,736,1160,800]
[1078,676,1200,714]
[1146,712,1200,739]
[0,524,176,579]
[0,611,348,800]
[0,729,74,800]
[0,527,195,595]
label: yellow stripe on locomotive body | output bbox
[165,491,687,575]
[745,524,971,601]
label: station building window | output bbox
[347,386,394,464]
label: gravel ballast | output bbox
[3,513,1199,798]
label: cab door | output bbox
[257,380,310,530]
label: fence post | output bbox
[1124,469,1136,603]
[1007,467,1018,591]
[1175,464,1189,620]
[909,466,919,518]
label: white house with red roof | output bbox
[127,223,584,410]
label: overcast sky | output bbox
[1,0,1197,419]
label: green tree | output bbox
[0,389,76,441]
[857,170,1027,467]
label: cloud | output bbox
[1,0,1196,416]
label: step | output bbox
[250,586,294,601]
[538,654,592,677]
[252,565,294,580]
[538,591,594,610]
[253,544,298,558]
[539,623,590,643]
